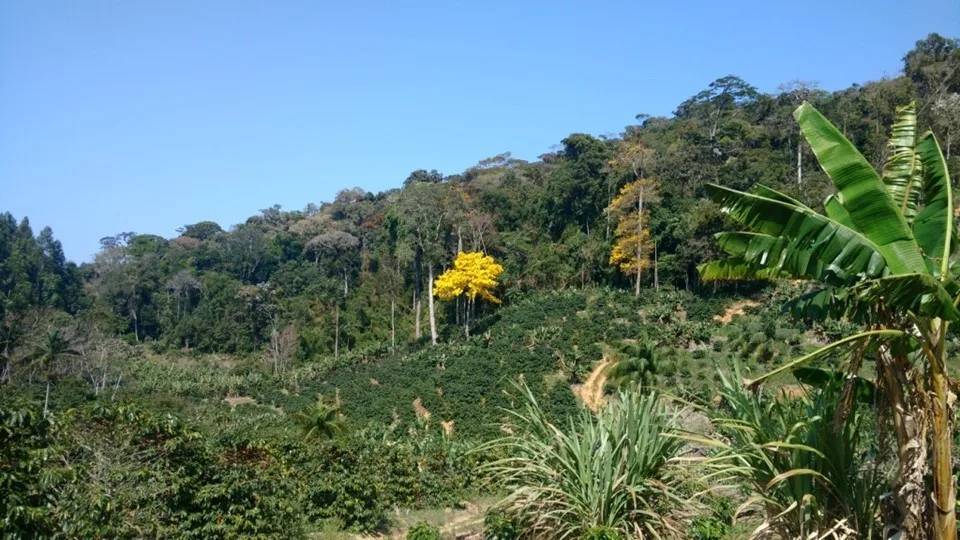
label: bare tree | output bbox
[265,325,298,374]
[933,93,960,161]
[778,80,821,185]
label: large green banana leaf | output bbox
[783,287,852,321]
[823,194,854,229]
[881,102,923,225]
[698,257,786,281]
[747,329,914,387]
[854,273,960,321]
[794,103,927,276]
[914,132,954,278]
[705,184,887,284]
[755,184,813,210]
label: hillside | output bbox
[2,33,960,539]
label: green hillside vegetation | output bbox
[3,33,960,539]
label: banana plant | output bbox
[699,102,957,539]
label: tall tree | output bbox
[395,182,453,345]
[305,230,360,295]
[606,178,661,296]
[23,330,80,413]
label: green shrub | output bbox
[483,509,519,540]
[406,521,441,540]
[687,495,734,540]
[583,525,623,540]
[0,401,305,539]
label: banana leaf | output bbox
[706,185,887,284]
[794,103,926,276]
[881,102,923,225]
[914,132,954,278]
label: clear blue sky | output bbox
[2,1,958,263]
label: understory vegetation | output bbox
[3,34,960,539]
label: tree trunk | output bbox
[635,188,644,297]
[391,299,396,354]
[414,288,421,340]
[343,269,348,296]
[880,352,930,539]
[653,240,659,291]
[464,296,470,338]
[427,264,437,345]
[797,128,803,185]
[334,305,340,360]
[132,309,139,342]
[930,321,957,540]
[44,381,50,414]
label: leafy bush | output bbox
[687,496,734,540]
[0,401,305,539]
[406,521,441,540]
[0,402,71,538]
[583,525,623,540]
[483,509,519,540]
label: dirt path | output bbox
[437,503,486,537]
[577,355,613,412]
[713,299,759,323]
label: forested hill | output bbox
[2,34,959,360]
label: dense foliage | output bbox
[3,35,956,363]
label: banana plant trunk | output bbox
[881,351,929,539]
[930,319,957,540]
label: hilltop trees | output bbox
[0,34,954,369]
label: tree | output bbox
[404,169,444,186]
[178,221,223,241]
[294,395,346,442]
[606,178,661,295]
[699,102,957,539]
[932,92,960,160]
[23,329,80,413]
[164,270,200,327]
[544,134,613,236]
[776,80,822,185]
[265,324,298,374]
[602,339,659,389]
[396,182,454,345]
[305,230,360,295]
[903,33,960,108]
[675,75,759,141]
[433,251,504,337]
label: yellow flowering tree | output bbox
[606,178,660,296]
[434,251,504,336]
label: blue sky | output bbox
[2,1,958,263]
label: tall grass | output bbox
[710,366,889,538]
[482,383,690,539]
